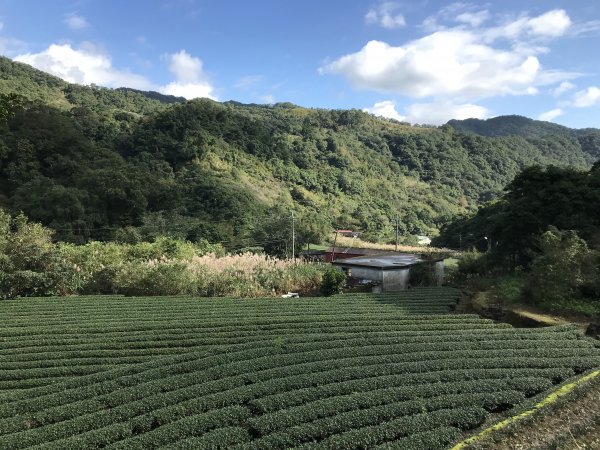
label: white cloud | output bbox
[405,101,489,125]
[65,14,89,30]
[538,108,563,121]
[483,9,571,42]
[15,43,153,90]
[161,81,214,99]
[365,2,406,29]
[322,9,578,104]
[260,94,276,104]
[552,81,575,97]
[423,3,490,31]
[569,19,600,37]
[455,10,490,27]
[161,50,216,100]
[527,10,571,37]
[363,100,406,121]
[572,86,600,108]
[321,35,544,100]
[14,44,216,100]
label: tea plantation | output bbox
[1,287,599,449]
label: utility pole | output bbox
[331,230,338,262]
[291,211,295,262]
[395,215,399,252]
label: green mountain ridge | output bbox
[448,116,600,159]
[0,55,598,249]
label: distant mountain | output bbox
[448,115,600,159]
[0,55,598,248]
[447,115,573,138]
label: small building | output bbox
[416,235,431,245]
[332,253,444,291]
[299,249,326,262]
[335,230,361,238]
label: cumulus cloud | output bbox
[363,100,406,121]
[65,14,89,30]
[321,35,545,100]
[322,9,577,106]
[365,2,406,29]
[405,101,489,124]
[15,43,153,89]
[538,108,563,121]
[161,50,216,100]
[526,10,571,37]
[552,81,575,97]
[14,44,216,100]
[572,86,600,108]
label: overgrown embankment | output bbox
[453,369,600,449]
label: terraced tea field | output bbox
[1,287,599,449]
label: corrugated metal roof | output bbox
[332,253,428,269]
[325,247,396,255]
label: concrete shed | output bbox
[332,253,444,292]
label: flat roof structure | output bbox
[332,253,435,270]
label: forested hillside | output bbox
[448,115,600,159]
[0,56,598,250]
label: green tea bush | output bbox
[1,289,599,448]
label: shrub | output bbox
[523,228,600,312]
[0,209,322,298]
[116,260,196,296]
[320,266,346,296]
[457,249,490,277]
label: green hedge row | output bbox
[0,327,581,363]
[5,333,592,372]
[251,392,520,447]
[162,426,252,450]
[0,405,250,450]
[373,427,461,450]
[252,407,486,449]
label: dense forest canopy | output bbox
[434,164,600,262]
[1,56,599,251]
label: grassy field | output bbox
[0,288,599,449]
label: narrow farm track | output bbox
[0,288,599,449]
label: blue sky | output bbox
[1,0,600,127]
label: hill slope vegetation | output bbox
[0,56,598,249]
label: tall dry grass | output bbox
[333,235,453,255]
[118,253,323,297]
